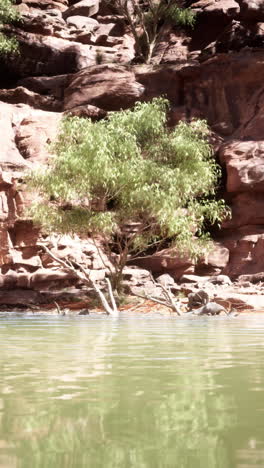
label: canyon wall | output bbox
[0,0,263,305]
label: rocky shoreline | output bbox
[2,269,264,315]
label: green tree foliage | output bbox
[111,0,196,62]
[0,0,19,55]
[29,98,228,288]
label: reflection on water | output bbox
[0,313,264,467]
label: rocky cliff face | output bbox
[0,0,263,306]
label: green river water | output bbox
[0,312,264,468]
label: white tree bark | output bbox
[38,243,119,317]
[132,280,183,315]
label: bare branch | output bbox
[38,243,119,317]
[91,235,110,272]
[40,243,74,271]
[132,291,182,313]
[106,278,118,314]
[54,301,62,314]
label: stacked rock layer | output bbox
[0,0,263,305]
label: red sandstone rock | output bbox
[130,247,194,279]
[0,0,264,303]
[151,27,191,65]
[0,87,61,112]
[224,193,264,228]
[122,267,152,283]
[237,0,264,21]
[0,172,13,189]
[64,103,107,119]
[214,291,264,312]
[18,75,70,100]
[234,87,264,141]
[217,227,264,277]
[14,110,61,163]
[10,221,40,248]
[8,249,42,269]
[30,268,77,289]
[0,289,45,305]
[63,0,99,19]
[15,11,67,35]
[3,29,96,77]
[63,64,145,111]
[196,243,230,275]
[220,140,264,193]
[192,0,240,17]
[21,0,68,10]
[200,20,263,60]
[0,102,28,169]
[181,51,264,135]
[94,21,118,39]
[66,15,99,30]
[0,229,12,267]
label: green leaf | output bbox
[28,98,229,263]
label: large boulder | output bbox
[63,0,100,19]
[64,64,145,111]
[2,30,97,78]
[0,87,62,112]
[66,16,99,30]
[130,247,194,279]
[18,74,70,101]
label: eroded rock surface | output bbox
[0,0,264,307]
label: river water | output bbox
[0,312,264,468]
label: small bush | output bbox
[0,0,20,55]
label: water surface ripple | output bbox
[0,312,264,467]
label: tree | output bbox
[28,98,228,302]
[110,0,196,63]
[0,0,19,55]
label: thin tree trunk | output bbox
[38,243,119,317]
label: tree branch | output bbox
[132,274,182,315]
[132,291,182,313]
[38,243,119,317]
[106,278,118,314]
